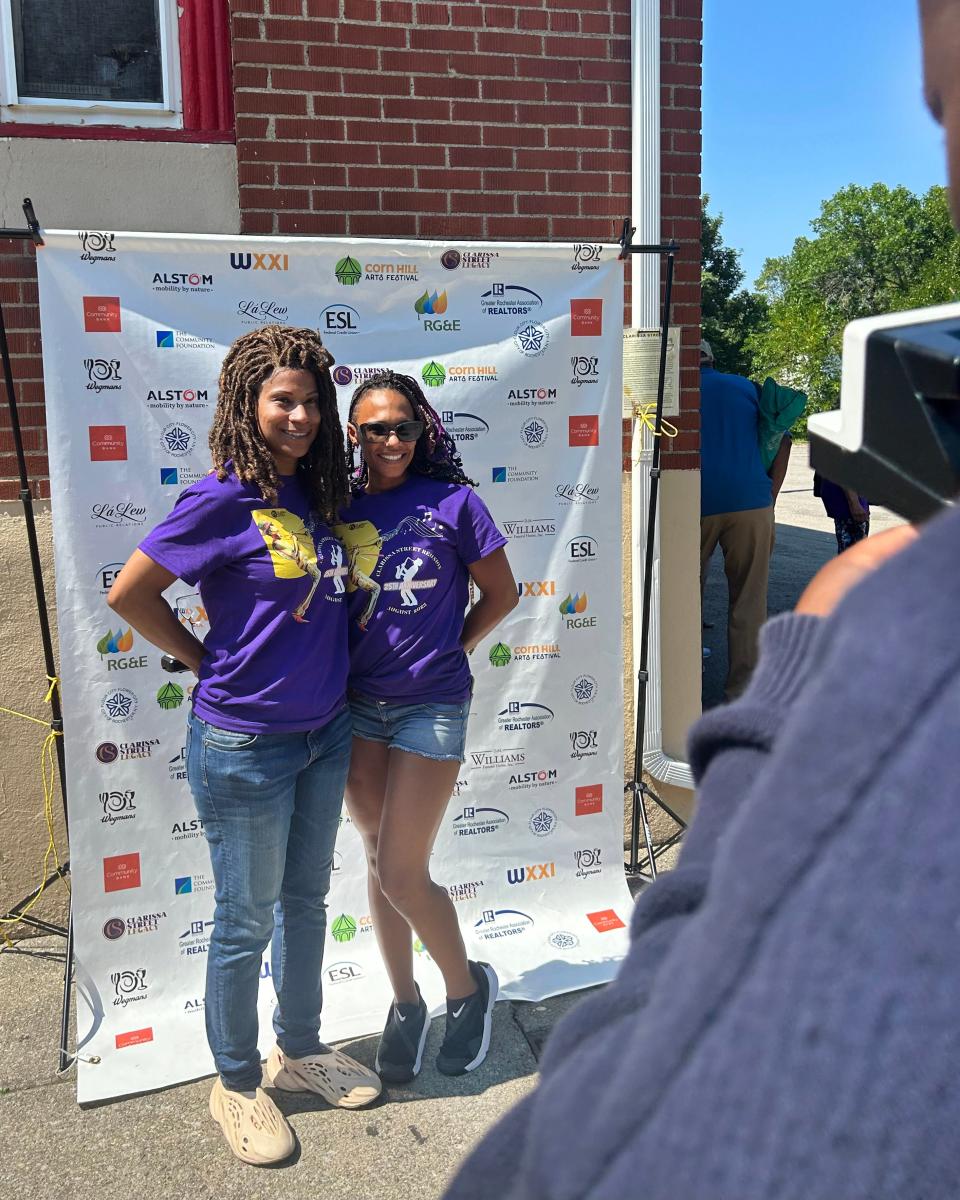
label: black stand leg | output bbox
[0,199,74,1069]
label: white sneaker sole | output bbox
[375,1007,431,1080]
[463,962,499,1073]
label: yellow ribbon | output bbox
[634,403,679,438]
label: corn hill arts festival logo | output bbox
[335,256,419,284]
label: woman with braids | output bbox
[333,370,518,1084]
[108,325,381,1166]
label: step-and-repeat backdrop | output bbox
[36,232,630,1102]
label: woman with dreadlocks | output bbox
[332,370,518,1085]
[108,325,381,1166]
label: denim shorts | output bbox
[349,691,471,763]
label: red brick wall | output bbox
[0,0,701,496]
[0,240,44,500]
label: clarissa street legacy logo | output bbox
[78,231,117,263]
[502,518,556,539]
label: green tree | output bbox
[700,195,769,376]
[749,183,960,432]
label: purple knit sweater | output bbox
[445,502,960,1200]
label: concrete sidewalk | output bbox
[0,936,595,1200]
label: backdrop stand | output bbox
[618,221,688,885]
[0,198,75,1071]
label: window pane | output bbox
[12,0,164,104]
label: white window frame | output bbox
[0,0,183,128]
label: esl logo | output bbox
[567,535,598,563]
[320,304,360,335]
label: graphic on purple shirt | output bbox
[138,467,349,734]
[334,476,507,704]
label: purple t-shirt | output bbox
[139,468,349,734]
[334,476,507,704]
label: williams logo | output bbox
[230,252,289,272]
[569,730,599,759]
[474,908,534,940]
[334,256,362,286]
[100,790,136,824]
[514,321,550,358]
[452,805,509,837]
[78,231,117,263]
[111,968,148,1007]
[469,748,525,769]
[497,700,554,732]
[502,518,556,539]
[415,289,461,332]
[320,303,361,334]
[480,284,543,317]
[441,411,489,442]
[84,358,122,392]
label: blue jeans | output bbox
[186,706,351,1091]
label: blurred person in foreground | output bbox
[444,2,960,1196]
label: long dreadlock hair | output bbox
[347,369,477,492]
[209,324,350,522]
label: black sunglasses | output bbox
[357,420,424,443]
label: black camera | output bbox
[808,303,960,522]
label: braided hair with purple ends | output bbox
[347,369,477,491]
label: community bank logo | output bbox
[480,284,542,317]
[442,411,489,442]
[572,244,602,272]
[575,784,603,816]
[502,518,556,539]
[587,909,626,933]
[507,862,555,884]
[100,688,138,723]
[155,329,215,350]
[99,789,136,825]
[529,806,558,837]
[569,415,600,447]
[238,298,289,325]
[111,968,148,1007]
[469,748,525,769]
[84,358,122,392]
[415,289,461,332]
[560,592,596,629]
[89,425,127,462]
[574,848,602,879]
[152,270,213,294]
[90,501,146,528]
[507,385,557,408]
[102,912,165,940]
[514,321,550,357]
[570,356,599,387]
[161,422,197,457]
[568,535,598,563]
[440,248,499,270]
[571,674,598,704]
[474,908,534,940]
[230,251,290,272]
[103,852,141,893]
[115,1027,153,1049]
[520,416,549,449]
[570,298,603,336]
[497,700,554,732]
[83,296,121,333]
[326,961,365,985]
[569,730,599,759]
[556,482,599,506]
[320,303,361,335]
[179,919,214,957]
[452,805,510,837]
[78,231,117,263]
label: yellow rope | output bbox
[633,402,680,438]
[0,679,68,946]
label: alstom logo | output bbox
[507,863,556,884]
[230,252,289,271]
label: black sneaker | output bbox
[436,961,499,1076]
[374,986,430,1084]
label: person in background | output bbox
[334,371,518,1085]
[108,326,381,1167]
[442,2,960,1196]
[698,339,774,699]
[815,470,871,553]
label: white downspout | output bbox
[630,0,694,790]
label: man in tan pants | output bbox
[699,341,774,699]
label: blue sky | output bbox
[702,0,948,286]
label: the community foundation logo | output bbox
[84,358,122,392]
[230,251,290,272]
[111,968,148,1007]
[103,852,141,893]
[89,425,127,462]
[491,465,539,485]
[480,284,542,317]
[100,789,136,825]
[570,298,603,336]
[83,296,121,332]
[452,805,509,837]
[155,329,215,350]
[474,908,534,940]
[174,873,214,895]
[78,231,117,263]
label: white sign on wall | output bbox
[37,231,631,1103]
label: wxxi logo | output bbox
[230,252,289,271]
[507,862,556,884]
